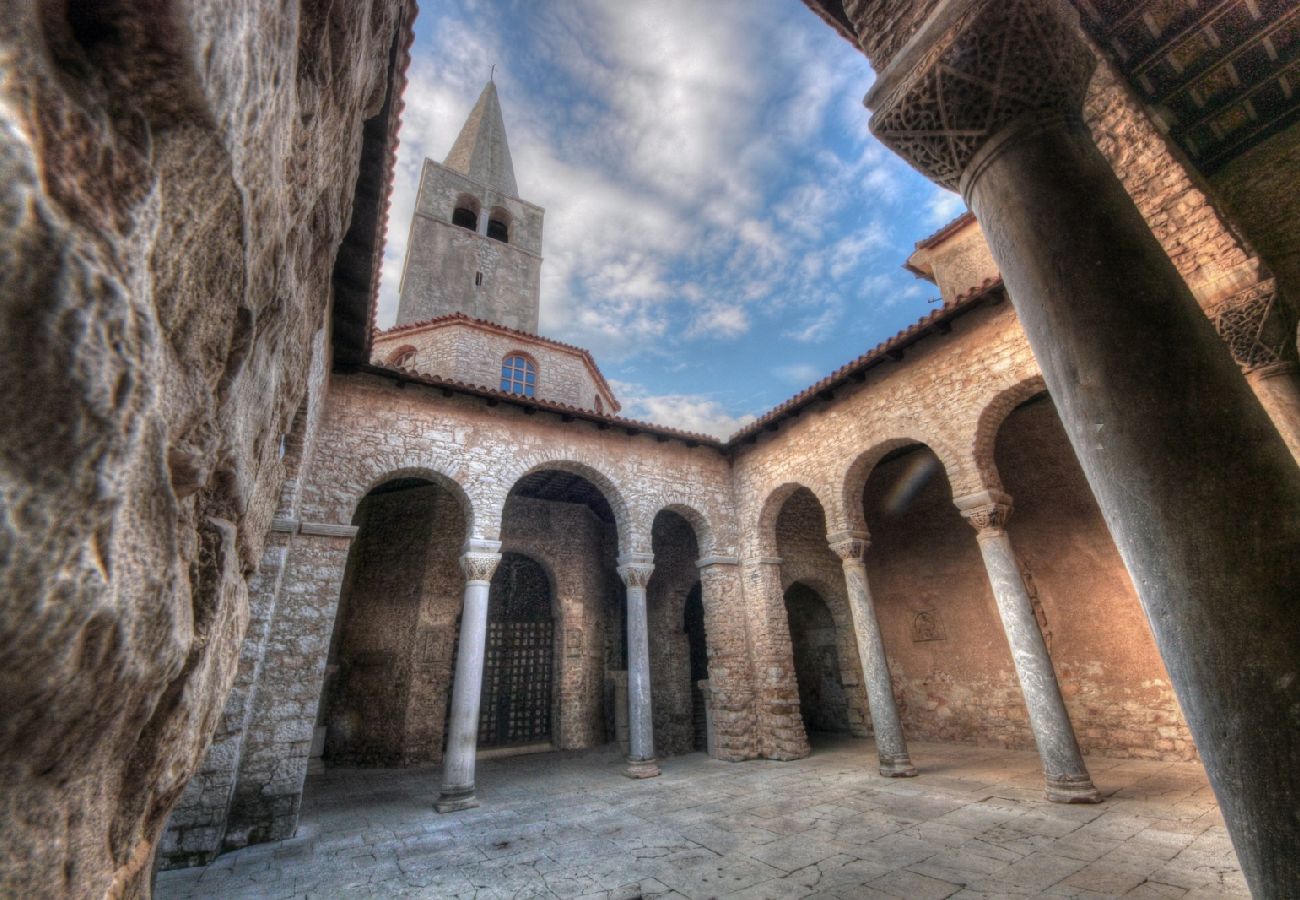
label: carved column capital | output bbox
[962,502,1013,535]
[459,552,501,583]
[864,0,1096,193]
[618,553,655,588]
[827,530,871,562]
[1207,281,1298,374]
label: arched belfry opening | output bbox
[500,466,623,752]
[319,476,466,768]
[478,553,555,748]
[784,582,851,736]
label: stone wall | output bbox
[0,2,411,895]
[374,320,616,412]
[864,448,1035,749]
[995,398,1196,761]
[648,512,704,757]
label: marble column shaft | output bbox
[436,542,501,813]
[861,1,1300,890]
[619,554,660,778]
[828,532,916,777]
[957,496,1098,803]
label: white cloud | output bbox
[925,188,966,227]
[611,380,757,440]
[688,305,749,340]
[774,363,822,383]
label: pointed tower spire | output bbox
[443,80,519,198]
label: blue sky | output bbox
[378,0,968,438]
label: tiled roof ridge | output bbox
[726,276,1004,443]
[377,313,620,412]
[359,363,722,447]
[914,210,976,250]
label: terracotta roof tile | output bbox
[914,210,975,250]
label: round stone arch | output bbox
[498,456,636,553]
[966,374,1049,497]
[752,480,837,558]
[346,465,478,544]
[647,501,718,560]
[837,434,967,533]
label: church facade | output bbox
[160,40,1299,888]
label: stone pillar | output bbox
[696,556,757,761]
[222,522,359,850]
[827,532,916,777]
[1207,280,1300,463]
[435,540,501,813]
[618,553,660,778]
[954,494,1100,803]
[861,1,1300,890]
[698,679,716,758]
[740,556,810,760]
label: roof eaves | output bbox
[355,364,723,449]
[724,276,1004,446]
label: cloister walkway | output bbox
[156,738,1245,899]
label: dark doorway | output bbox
[684,583,709,751]
[479,553,554,747]
[784,582,851,735]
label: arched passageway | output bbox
[478,553,555,748]
[784,583,851,736]
[772,486,870,741]
[499,468,623,751]
[993,394,1196,760]
[647,510,706,756]
[320,476,467,767]
[860,446,1030,748]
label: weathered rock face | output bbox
[0,2,410,895]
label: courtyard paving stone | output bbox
[156,738,1248,899]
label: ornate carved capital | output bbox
[827,530,871,562]
[866,0,1096,192]
[1208,280,1298,374]
[459,552,501,583]
[618,552,655,589]
[961,502,1012,535]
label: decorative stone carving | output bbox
[827,530,870,562]
[961,501,1012,535]
[460,552,502,583]
[1208,281,1298,374]
[912,610,947,642]
[866,0,1097,191]
[618,563,654,589]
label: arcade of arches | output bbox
[5,0,1299,897]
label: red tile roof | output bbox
[914,210,975,250]
[726,276,1005,443]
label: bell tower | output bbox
[395,80,543,332]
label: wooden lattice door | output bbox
[479,554,554,747]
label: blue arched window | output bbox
[500,353,537,397]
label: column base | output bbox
[878,753,919,778]
[624,758,661,779]
[1045,773,1102,804]
[434,787,479,813]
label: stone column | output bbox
[954,494,1099,803]
[827,531,916,777]
[619,553,660,778]
[435,540,501,813]
[857,1,1300,891]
